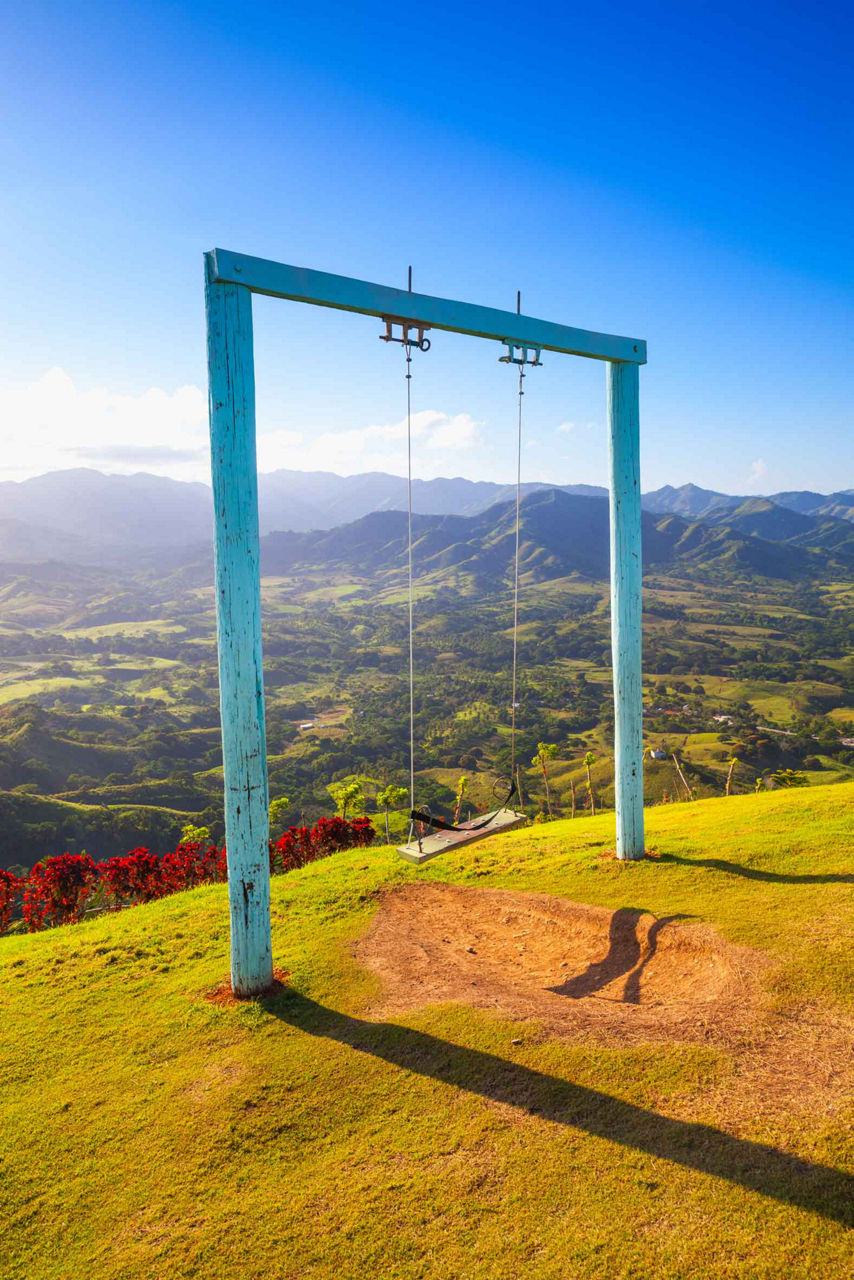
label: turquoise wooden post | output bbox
[204,253,273,996]
[607,360,645,860]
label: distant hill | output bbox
[259,489,844,584]
[0,469,851,565]
[643,482,854,524]
[699,497,854,558]
[0,470,213,558]
[641,483,742,520]
[257,469,607,531]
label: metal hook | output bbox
[379,316,431,352]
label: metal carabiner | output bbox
[379,317,432,352]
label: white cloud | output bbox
[748,457,768,483]
[0,369,484,485]
[0,368,209,482]
[255,410,483,476]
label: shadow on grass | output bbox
[659,854,854,885]
[263,988,853,1228]
[548,909,691,1003]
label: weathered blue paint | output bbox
[607,360,645,860]
[208,248,646,365]
[204,253,273,996]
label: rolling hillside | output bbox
[0,470,851,561]
[258,489,850,583]
[1,784,852,1279]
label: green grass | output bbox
[1,784,852,1279]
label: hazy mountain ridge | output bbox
[259,489,847,584]
[0,469,851,566]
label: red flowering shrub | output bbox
[101,842,226,906]
[160,841,226,894]
[14,815,372,934]
[22,854,100,931]
[0,868,19,933]
[347,817,376,848]
[274,826,316,872]
[274,815,375,870]
[100,847,164,905]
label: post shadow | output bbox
[261,987,853,1228]
[547,909,691,1002]
[659,854,854,885]
[622,914,689,1005]
[548,907,644,998]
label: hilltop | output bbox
[1,784,852,1279]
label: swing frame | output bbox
[204,247,647,996]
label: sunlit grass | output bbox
[1,783,852,1278]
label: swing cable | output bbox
[510,355,524,784]
[396,284,539,843]
[404,332,416,821]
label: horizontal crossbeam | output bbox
[208,248,646,364]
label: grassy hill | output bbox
[2,784,852,1279]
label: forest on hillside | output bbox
[0,489,852,869]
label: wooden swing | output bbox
[391,295,538,865]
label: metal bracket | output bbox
[379,316,431,352]
[499,340,542,366]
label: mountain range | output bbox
[256,488,853,585]
[0,469,852,565]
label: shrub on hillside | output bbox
[101,842,226,905]
[22,854,100,931]
[0,868,18,933]
[273,815,375,872]
[3,815,374,935]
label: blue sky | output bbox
[0,0,852,493]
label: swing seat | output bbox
[396,807,527,866]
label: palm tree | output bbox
[670,749,693,800]
[568,774,576,819]
[583,751,596,816]
[531,742,559,818]
[453,776,468,824]
[725,756,739,797]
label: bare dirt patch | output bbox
[353,884,854,1119]
[353,883,763,1044]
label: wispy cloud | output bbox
[0,369,484,484]
[748,457,768,483]
[256,410,483,476]
[0,368,209,482]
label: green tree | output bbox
[531,743,559,818]
[180,821,212,845]
[725,756,739,797]
[329,779,364,819]
[770,768,809,789]
[376,784,408,844]
[269,796,291,835]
